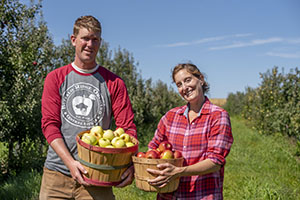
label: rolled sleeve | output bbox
[207,111,233,166]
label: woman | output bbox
[147,63,233,200]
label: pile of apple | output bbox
[136,141,182,159]
[81,126,135,148]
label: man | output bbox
[39,15,137,200]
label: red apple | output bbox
[33,61,37,66]
[158,141,173,152]
[174,150,183,158]
[160,150,174,159]
[136,152,146,158]
[145,149,160,159]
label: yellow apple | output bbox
[81,133,98,145]
[90,126,103,138]
[103,129,114,141]
[111,137,121,146]
[114,139,125,148]
[98,138,111,147]
[105,145,114,148]
[120,133,130,143]
[114,127,125,137]
[125,142,135,147]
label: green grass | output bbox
[223,116,300,200]
[1,116,300,199]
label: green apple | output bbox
[120,133,130,143]
[105,145,114,148]
[81,133,98,145]
[98,138,111,147]
[125,142,135,147]
[90,126,103,138]
[114,139,125,148]
[82,134,92,145]
[111,136,121,146]
[114,127,125,137]
[90,126,103,135]
[103,129,114,141]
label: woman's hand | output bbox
[147,163,185,188]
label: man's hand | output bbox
[50,138,90,186]
[68,160,90,186]
[115,165,134,188]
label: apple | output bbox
[158,141,173,152]
[82,135,92,145]
[105,145,114,148]
[114,139,125,148]
[136,152,146,158]
[174,150,183,158]
[125,142,135,147]
[160,150,174,159]
[114,127,125,136]
[145,149,160,159]
[111,136,121,146]
[90,126,103,139]
[103,129,114,141]
[98,138,111,147]
[120,133,130,143]
[147,148,160,155]
[33,61,37,66]
[81,133,98,145]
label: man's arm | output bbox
[50,138,89,185]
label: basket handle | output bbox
[77,157,132,170]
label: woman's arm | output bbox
[147,159,220,188]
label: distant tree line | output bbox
[224,67,300,153]
[0,0,184,181]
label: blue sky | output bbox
[26,0,300,98]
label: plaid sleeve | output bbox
[207,110,233,166]
[148,115,169,149]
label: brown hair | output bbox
[172,63,209,94]
[73,15,102,36]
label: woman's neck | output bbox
[189,95,205,113]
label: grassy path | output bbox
[223,117,300,199]
[1,116,300,199]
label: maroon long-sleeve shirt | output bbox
[41,63,136,175]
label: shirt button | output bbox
[183,146,186,149]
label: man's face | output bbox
[71,28,101,68]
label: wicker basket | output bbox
[76,130,138,186]
[132,156,184,193]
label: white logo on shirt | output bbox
[61,82,105,128]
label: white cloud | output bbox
[155,33,252,48]
[209,37,283,50]
[266,51,300,58]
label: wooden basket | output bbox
[76,130,138,187]
[132,156,184,193]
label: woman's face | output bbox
[174,69,204,104]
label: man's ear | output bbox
[70,34,76,47]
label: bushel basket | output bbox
[132,156,184,193]
[76,130,138,187]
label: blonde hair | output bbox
[73,15,102,36]
[172,63,209,94]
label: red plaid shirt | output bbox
[148,97,233,200]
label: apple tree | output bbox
[0,0,55,177]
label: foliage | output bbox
[0,169,41,200]
[223,92,245,116]
[225,67,300,150]
[0,0,54,178]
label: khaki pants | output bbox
[39,167,115,200]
